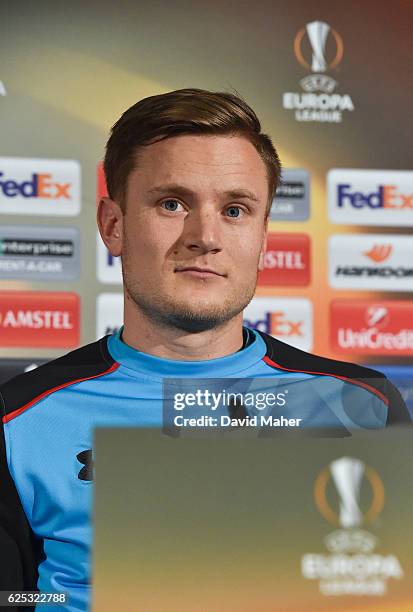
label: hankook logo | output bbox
[329,234,413,291]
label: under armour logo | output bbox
[77,449,94,481]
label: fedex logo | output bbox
[0,173,71,199]
[243,297,312,351]
[337,184,413,210]
[245,312,304,337]
[0,158,80,216]
[328,169,413,227]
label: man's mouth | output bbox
[175,266,226,278]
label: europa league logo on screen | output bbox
[282,20,354,123]
[301,456,403,597]
[294,21,343,76]
[314,457,384,528]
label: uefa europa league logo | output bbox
[330,457,364,528]
[304,457,404,593]
[306,21,330,72]
[314,456,384,527]
[294,20,343,74]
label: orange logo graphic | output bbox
[364,244,393,263]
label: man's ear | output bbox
[258,223,268,272]
[97,197,123,257]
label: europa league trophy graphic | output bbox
[330,457,365,528]
[306,20,330,73]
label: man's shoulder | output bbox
[0,336,116,421]
[257,329,385,380]
[256,330,410,424]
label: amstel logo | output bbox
[314,457,384,528]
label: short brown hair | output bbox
[104,88,281,215]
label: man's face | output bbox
[119,134,269,333]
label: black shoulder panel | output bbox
[0,336,115,417]
[0,424,44,598]
[257,330,411,425]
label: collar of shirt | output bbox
[106,325,266,378]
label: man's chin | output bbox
[124,283,255,333]
[161,309,234,333]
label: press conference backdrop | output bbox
[0,1,412,407]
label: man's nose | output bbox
[181,207,222,254]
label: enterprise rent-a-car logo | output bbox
[0,226,80,281]
[328,169,413,226]
[0,157,81,216]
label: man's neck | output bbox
[121,306,244,361]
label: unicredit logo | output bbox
[0,172,71,199]
[365,306,389,328]
[331,300,413,355]
[0,292,79,348]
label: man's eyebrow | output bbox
[147,184,259,202]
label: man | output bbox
[0,88,410,611]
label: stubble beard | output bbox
[122,266,257,334]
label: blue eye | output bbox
[226,206,242,218]
[162,199,183,212]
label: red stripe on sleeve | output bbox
[2,362,120,424]
[262,355,389,406]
